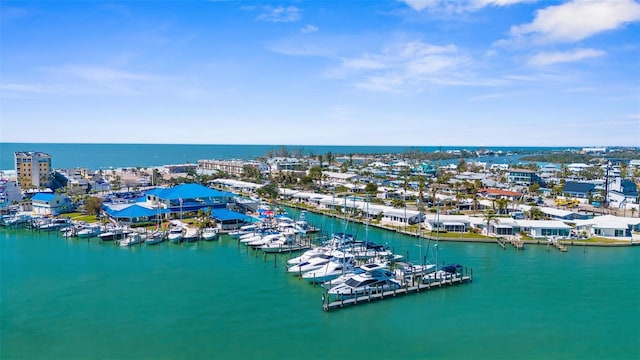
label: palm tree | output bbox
[483,210,498,237]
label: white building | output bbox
[31,193,71,215]
[574,215,640,239]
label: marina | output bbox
[2,207,639,359]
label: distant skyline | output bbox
[1,1,639,146]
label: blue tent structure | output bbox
[104,204,170,221]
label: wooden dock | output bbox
[495,237,506,249]
[553,241,567,252]
[322,273,473,311]
[507,237,524,250]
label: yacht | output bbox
[229,224,259,238]
[327,265,400,299]
[394,262,436,280]
[201,227,219,241]
[287,254,334,275]
[287,246,332,266]
[98,227,128,241]
[321,261,388,290]
[167,226,185,243]
[76,224,103,238]
[301,253,355,283]
[119,232,145,247]
[261,233,307,253]
[183,226,200,243]
[145,231,165,245]
[422,264,463,284]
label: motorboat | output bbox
[201,227,219,241]
[422,264,463,284]
[119,232,145,247]
[287,246,332,265]
[327,267,401,299]
[287,253,334,274]
[76,224,103,238]
[229,224,259,238]
[183,226,200,243]
[344,241,394,260]
[145,231,165,245]
[98,227,128,241]
[321,261,388,289]
[260,233,307,253]
[247,233,284,248]
[394,262,436,279]
[38,218,70,231]
[167,226,184,243]
[301,253,355,283]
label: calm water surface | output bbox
[2,209,639,359]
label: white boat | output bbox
[167,226,184,243]
[287,246,332,265]
[119,232,145,247]
[98,227,128,241]
[247,233,284,248]
[76,224,103,238]
[201,227,219,241]
[321,261,389,290]
[260,233,308,253]
[327,267,401,299]
[229,224,259,238]
[183,226,200,242]
[145,231,165,245]
[422,264,463,284]
[38,218,70,231]
[301,253,355,283]
[394,262,436,279]
[287,253,334,274]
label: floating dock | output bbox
[322,271,473,311]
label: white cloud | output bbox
[399,0,533,12]
[527,48,606,66]
[257,6,301,23]
[510,0,640,43]
[300,24,318,34]
[337,41,472,92]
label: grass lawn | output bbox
[61,212,99,223]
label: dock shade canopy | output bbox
[105,204,170,219]
[210,208,256,222]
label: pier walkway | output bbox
[322,272,473,312]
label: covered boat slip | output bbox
[322,269,473,311]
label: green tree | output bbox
[85,196,103,216]
[364,182,378,196]
[257,182,279,205]
[308,166,323,186]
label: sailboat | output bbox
[395,196,435,279]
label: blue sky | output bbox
[1,0,639,146]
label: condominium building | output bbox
[14,151,52,189]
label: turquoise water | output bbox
[2,209,639,359]
[0,143,567,170]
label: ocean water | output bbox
[2,208,639,359]
[0,143,568,170]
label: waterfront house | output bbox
[422,214,470,233]
[31,192,71,216]
[574,215,640,239]
[381,208,421,226]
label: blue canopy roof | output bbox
[211,208,256,222]
[106,204,169,219]
[152,184,234,201]
[31,193,56,201]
